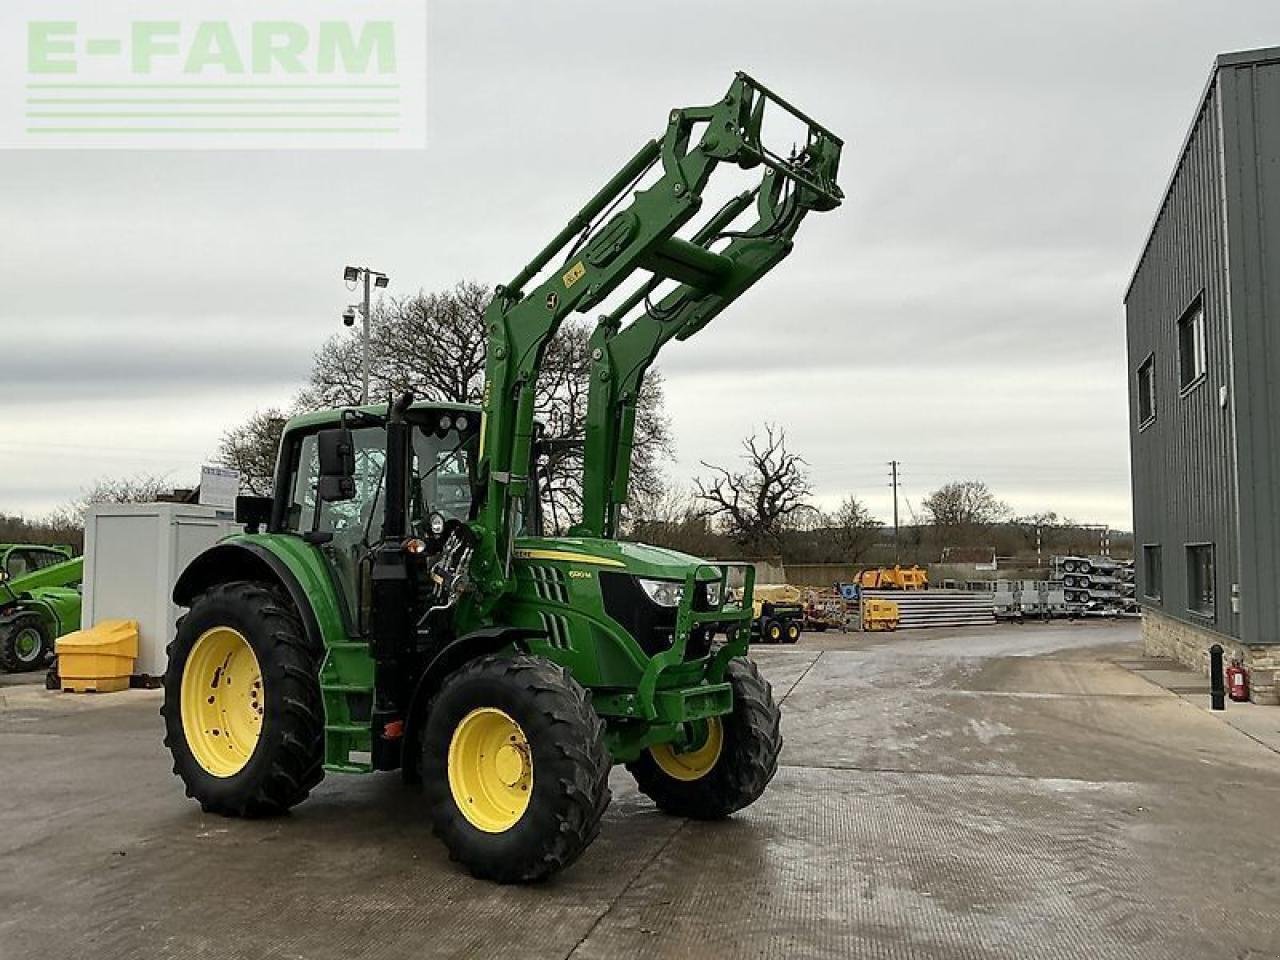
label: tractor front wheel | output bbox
[161,581,324,817]
[0,614,52,672]
[627,658,782,820]
[422,654,611,883]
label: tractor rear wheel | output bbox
[0,614,52,672]
[422,654,611,883]
[627,658,782,820]
[162,581,324,817]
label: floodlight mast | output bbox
[342,265,390,404]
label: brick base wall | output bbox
[1142,607,1280,705]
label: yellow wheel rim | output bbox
[650,718,724,782]
[180,626,263,778]
[447,707,533,833]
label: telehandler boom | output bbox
[163,73,842,883]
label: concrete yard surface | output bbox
[3,620,1279,959]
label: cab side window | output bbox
[29,549,61,570]
[6,552,30,579]
[283,426,388,630]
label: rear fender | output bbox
[173,537,347,652]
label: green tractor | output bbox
[0,545,83,673]
[163,73,842,882]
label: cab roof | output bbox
[284,400,482,432]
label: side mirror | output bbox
[317,428,356,502]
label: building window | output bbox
[1186,543,1215,617]
[1177,299,1206,391]
[1142,545,1162,600]
[1137,355,1156,426]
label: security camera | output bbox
[342,306,357,327]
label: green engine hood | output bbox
[512,537,718,581]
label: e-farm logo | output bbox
[1,2,426,149]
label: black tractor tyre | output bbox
[0,614,52,672]
[421,654,612,884]
[161,580,325,818]
[784,622,801,645]
[627,657,782,820]
[762,618,784,644]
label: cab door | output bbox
[281,425,389,632]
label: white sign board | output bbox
[199,465,240,509]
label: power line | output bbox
[889,460,901,564]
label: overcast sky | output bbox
[3,0,1278,531]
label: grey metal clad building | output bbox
[1125,46,1280,700]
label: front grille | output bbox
[599,573,714,660]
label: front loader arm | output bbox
[470,72,842,602]
[575,78,844,538]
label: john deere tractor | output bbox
[163,73,842,882]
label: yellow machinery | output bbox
[750,584,804,644]
[854,565,928,591]
[861,599,900,632]
[751,583,802,617]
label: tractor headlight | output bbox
[637,578,683,607]
[704,581,722,607]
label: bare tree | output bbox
[921,480,1010,542]
[60,474,178,524]
[694,425,812,552]
[300,281,491,409]
[217,408,287,496]
[828,495,882,564]
[0,512,85,552]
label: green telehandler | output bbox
[163,73,842,882]
[0,545,83,672]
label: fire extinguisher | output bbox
[1226,661,1249,702]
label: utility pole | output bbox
[889,460,901,564]
[342,265,389,404]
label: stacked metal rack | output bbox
[858,589,996,629]
[1052,556,1138,616]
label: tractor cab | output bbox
[258,401,483,627]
